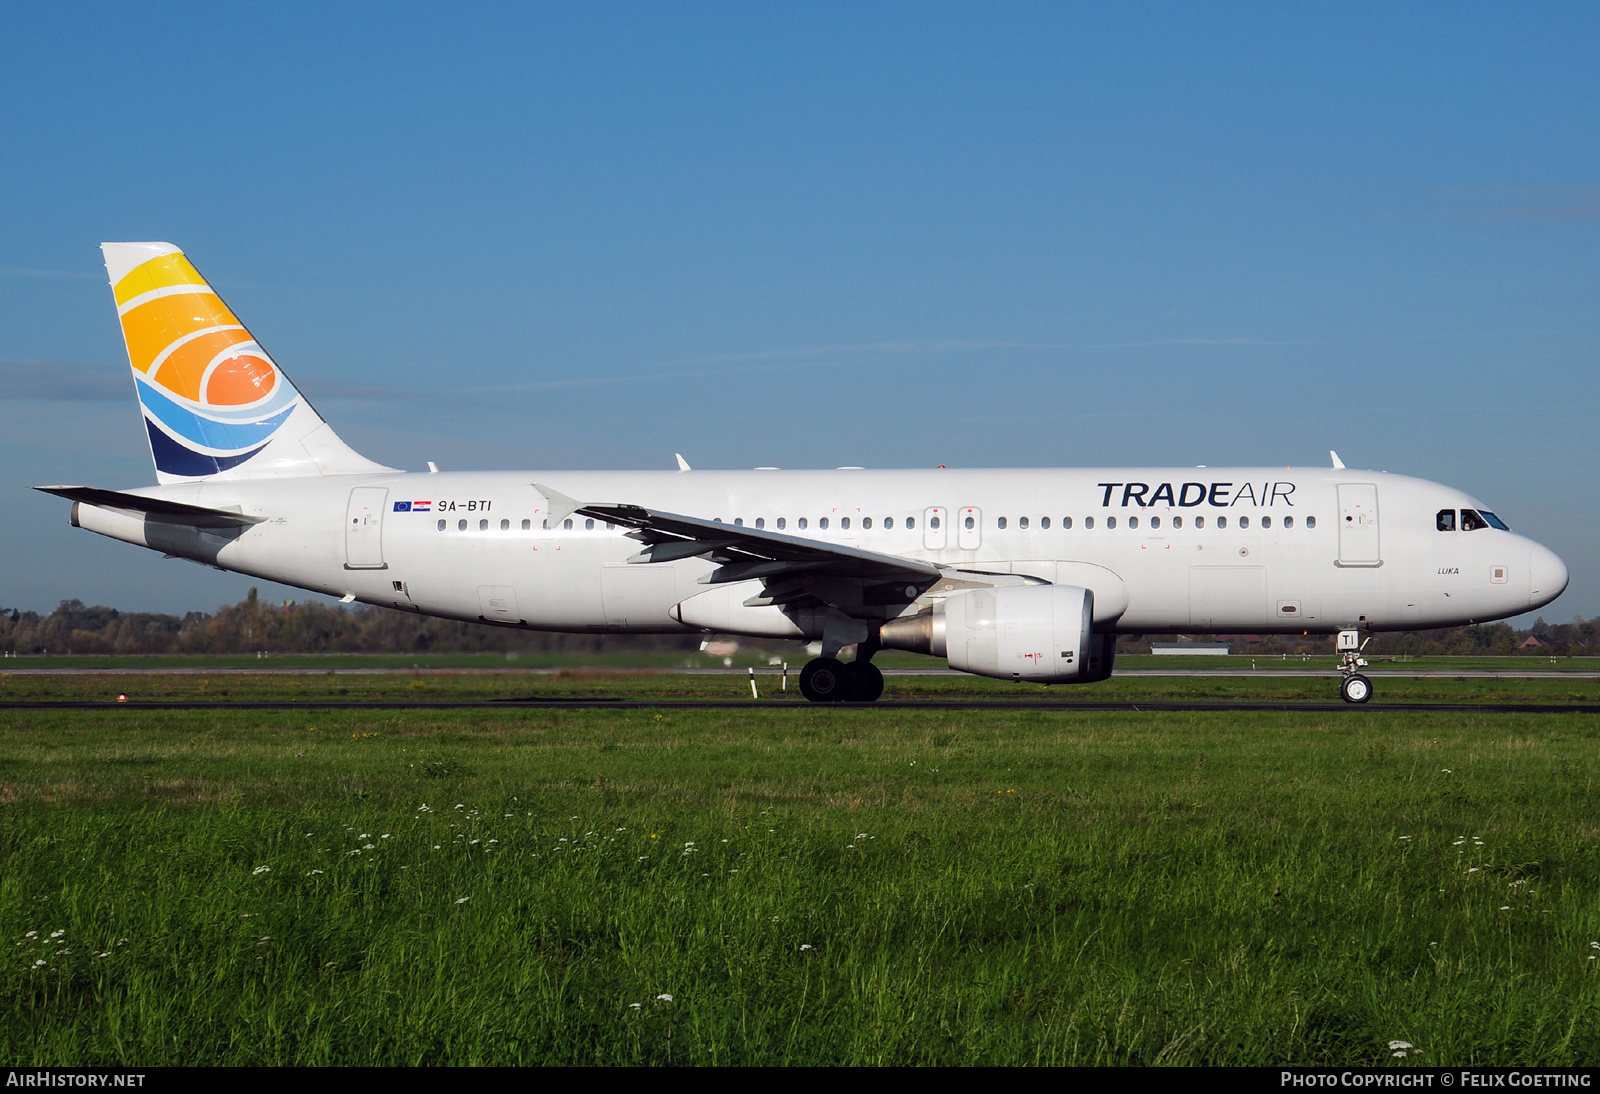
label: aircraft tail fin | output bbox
[101,242,394,483]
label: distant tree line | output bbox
[0,588,701,657]
[1121,615,1597,657]
[1,590,1594,658]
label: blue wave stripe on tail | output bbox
[145,419,267,477]
[135,377,296,452]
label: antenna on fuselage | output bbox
[1329,450,1345,470]
[675,453,692,472]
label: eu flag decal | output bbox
[393,501,412,512]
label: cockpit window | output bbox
[1460,509,1486,531]
[1436,509,1457,532]
[1479,510,1510,530]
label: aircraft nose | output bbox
[1528,542,1569,610]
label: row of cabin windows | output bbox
[434,518,617,531]
[996,514,1315,530]
[434,513,1319,533]
[1436,508,1510,532]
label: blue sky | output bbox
[2,3,1596,620]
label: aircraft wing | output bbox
[573,501,942,586]
[35,486,266,528]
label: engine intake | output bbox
[880,584,1113,683]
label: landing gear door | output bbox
[345,487,389,570]
[923,507,947,551]
[1337,483,1381,566]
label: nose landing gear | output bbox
[1336,629,1372,703]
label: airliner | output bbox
[38,243,1570,703]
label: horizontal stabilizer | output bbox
[34,485,266,527]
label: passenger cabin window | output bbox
[1195,516,1205,528]
[862,517,871,529]
[437,519,446,531]
[460,519,469,531]
[1127,516,1138,529]
[884,517,893,529]
[755,518,765,529]
[1041,517,1051,529]
[1261,516,1271,529]
[500,519,510,530]
[964,516,975,530]
[1019,516,1029,529]
[562,519,572,530]
[776,518,786,530]
[1282,515,1293,528]
[1062,516,1072,529]
[481,519,490,531]
[734,518,743,527]
[997,517,1007,530]
[819,518,829,530]
[799,518,808,529]
[1106,516,1117,529]
[841,517,850,530]
[1238,515,1249,529]
[1172,516,1182,528]
[1216,516,1227,529]
[1437,509,1457,532]
[1149,516,1160,529]
[521,519,531,530]
[929,516,940,530]
[1306,516,1316,529]
[584,518,594,530]
[1084,517,1093,529]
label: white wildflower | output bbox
[252,866,271,875]
[1389,1040,1412,1050]
[800,944,814,951]
[455,897,469,904]
[656,993,673,1002]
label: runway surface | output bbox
[6,699,1599,713]
[5,666,1599,679]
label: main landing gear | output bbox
[1337,629,1372,704]
[799,638,885,703]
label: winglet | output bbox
[532,482,584,525]
[675,453,692,472]
[1330,450,1345,470]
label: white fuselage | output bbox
[72,466,1567,639]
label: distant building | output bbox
[1151,643,1231,656]
[1519,634,1551,650]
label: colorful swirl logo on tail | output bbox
[112,248,300,477]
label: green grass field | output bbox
[3,680,1599,1065]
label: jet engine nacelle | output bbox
[881,584,1111,684]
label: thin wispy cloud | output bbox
[0,361,126,402]
[0,266,101,280]
[1397,185,1600,223]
